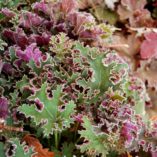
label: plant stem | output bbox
[54,131,61,149]
[74,122,79,142]
[55,131,58,149]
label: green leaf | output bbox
[18,83,76,136]
[10,90,19,107]
[0,142,5,157]
[79,117,111,157]
[0,0,26,8]
[122,77,149,121]
[27,53,52,75]
[75,43,111,92]
[75,42,128,102]
[16,75,30,92]
[62,142,75,157]
[9,47,17,62]
[0,13,5,21]
[0,38,7,51]
[92,6,118,25]
[49,33,74,61]
[10,138,34,157]
[106,151,118,157]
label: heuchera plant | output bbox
[0,0,157,157]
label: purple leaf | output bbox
[67,11,95,35]
[1,8,15,18]
[0,97,9,119]
[74,113,83,123]
[19,11,44,29]
[16,43,42,65]
[32,0,49,14]
[121,121,138,146]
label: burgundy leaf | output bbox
[2,63,13,75]
[29,32,51,46]
[2,28,29,49]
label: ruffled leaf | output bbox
[75,42,128,97]
[79,116,112,157]
[18,83,76,136]
[8,138,34,157]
